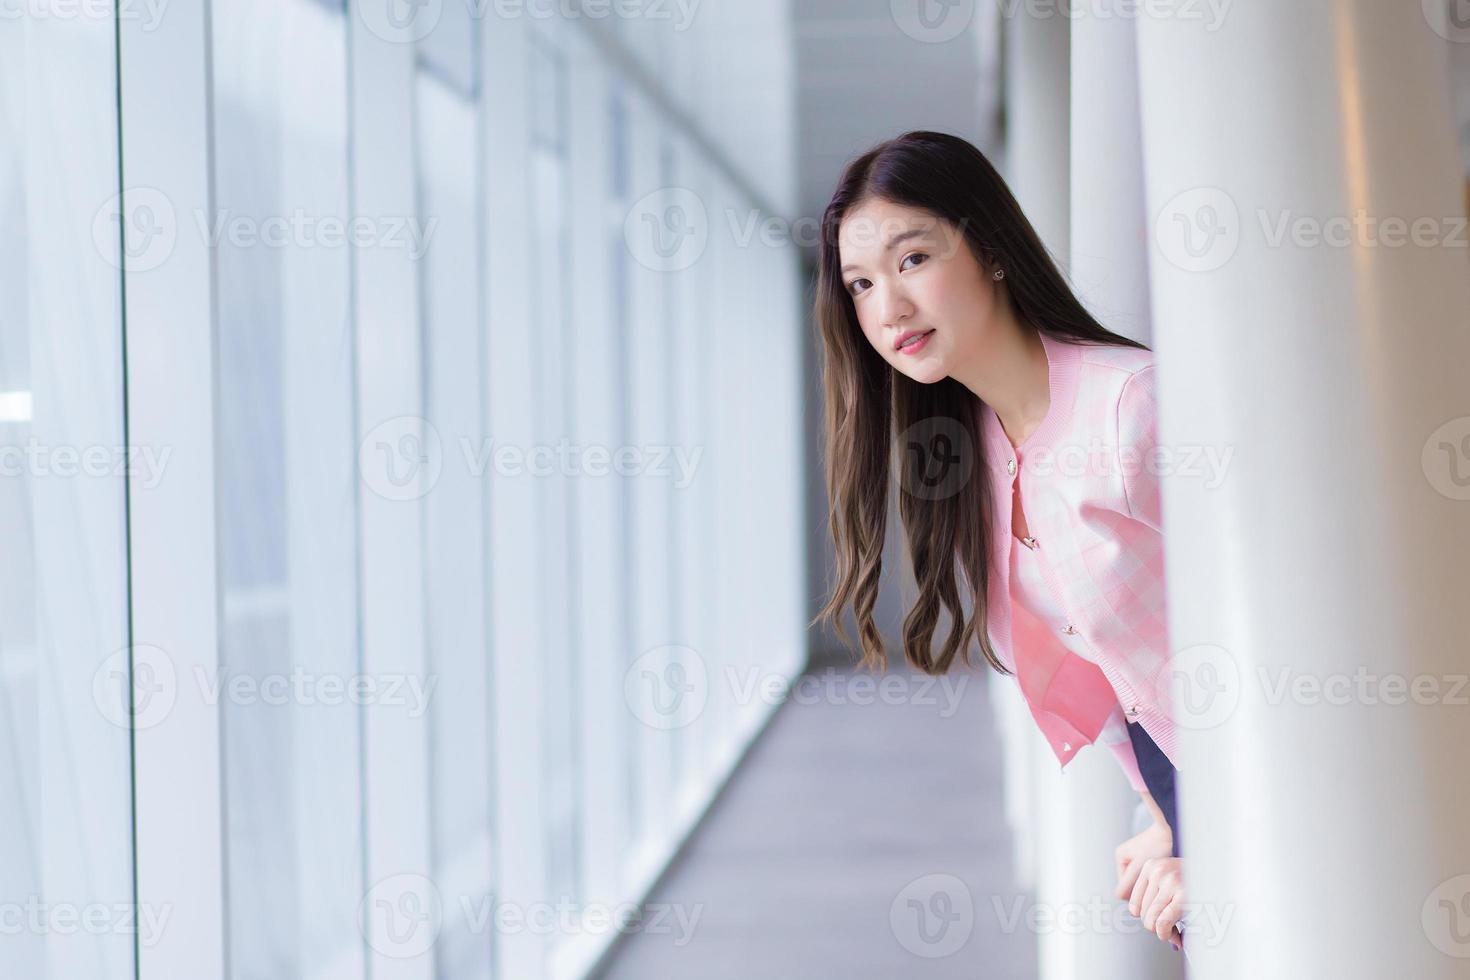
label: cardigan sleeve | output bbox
[1116,364,1164,534]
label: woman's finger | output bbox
[1115,857,1143,901]
[1140,879,1164,931]
[1153,892,1184,942]
[1145,888,1176,938]
[1128,860,1155,917]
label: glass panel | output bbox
[606,87,641,859]
[621,99,675,862]
[658,137,686,789]
[0,16,136,980]
[529,31,583,920]
[414,68,495,980]
[210,0,366,976]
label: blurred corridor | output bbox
[594,653,1036,979]
[4,1,1470,979]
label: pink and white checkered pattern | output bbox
[978,331,1178,783]
[1010,537,1149,791]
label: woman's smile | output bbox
[895,328,936,354]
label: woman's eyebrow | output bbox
[840,228,929,274]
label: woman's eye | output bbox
[847,254,923,295]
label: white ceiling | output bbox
[793,2,1470,235]
[793,0,1004,240]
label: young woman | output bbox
[812,131,1187,950]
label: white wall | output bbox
[0,2,806,979]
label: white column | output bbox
[993,0,1076,910]
[1041,6,1180,977]
[1136,2,1470,976]
[1070,7,1153,345]
[566,30,627,920]
[481,10,551,980]
[1004,4,1071,251]
[1002,5,1183,976]
[996,0,1073,905]
[349,3,434,976]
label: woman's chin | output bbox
[897,358,948,385]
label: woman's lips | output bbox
[896,329,935,355]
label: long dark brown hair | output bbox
[811,130,1148,676]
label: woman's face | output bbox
[837,197,1002,385]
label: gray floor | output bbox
[593,650,1039,979]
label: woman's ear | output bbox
[982,253,1007,286]
[971,243,1002,282]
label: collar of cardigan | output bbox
[978,330,1082,473]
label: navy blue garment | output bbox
[1126,721,1181,858]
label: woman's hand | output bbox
[1114,819,1172,901]
[1128,856,1185,948]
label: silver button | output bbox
[1007,458,1017,475]
[1021,536,1038,549]
[1127,704,1140,717]
[1062,741,1072,752]
[1062,624,1077,635]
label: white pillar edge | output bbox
[118,2,228,976]
[348,3,435,977]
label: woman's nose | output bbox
[878,286,915,328]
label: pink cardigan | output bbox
[1008,539,1153,791]
[977,331,1178,787]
